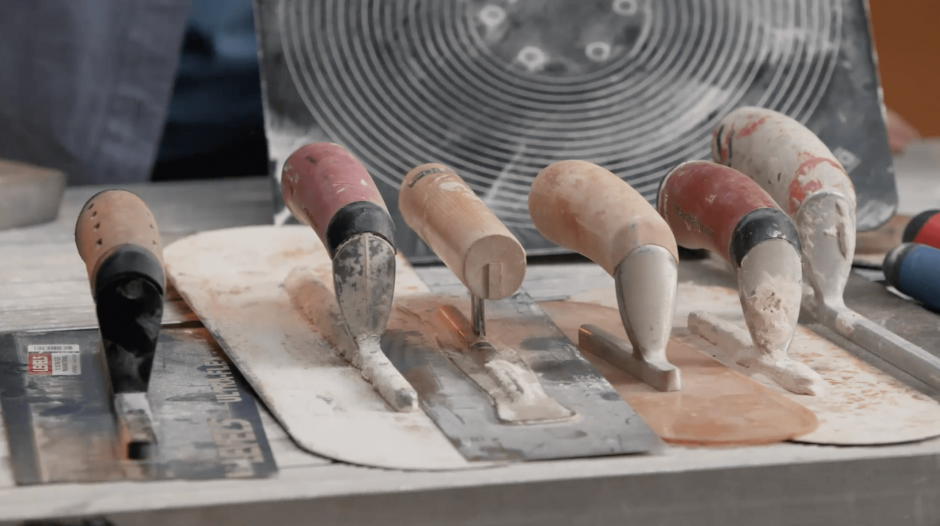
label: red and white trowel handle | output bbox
[712,107,857,304]
[528,160,680,392]
[658,161,801,271]
[658,162,816,394]
[712,106,856,215]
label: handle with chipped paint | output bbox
[658,161,800,268]
[711,107,856,216]
[399,163,526,300]
[281,143,395,257]
[529,160,678,275]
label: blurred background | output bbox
[0,0,936,186]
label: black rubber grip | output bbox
[883,242,917,289]
[325,201,396,257]
[902,209,939,243]
[729,208,801,269]
[94,244,165,300]
[94,244,165,392]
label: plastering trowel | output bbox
[528,160,681,392]
[0,190,275,484]
[714,107,940,392]
[395,162,660,461]
[164,144,473,470]
[658,160,824,396]
[280,142,416,412]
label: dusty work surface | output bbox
[3,164,940,525]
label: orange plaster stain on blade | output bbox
[540,301,819,446]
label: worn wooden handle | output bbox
[711,107,856,216]
[399,164,525,299]
[658,161,798,267]
[75,190,164,291]
[529,160,678,275]
[281,143,394,256]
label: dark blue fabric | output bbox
[153,0,268,180]
[0,1,190,185]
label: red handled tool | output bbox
[658,161,823,395]
[714,107,940,392]
[282,143,417,412]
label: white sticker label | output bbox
[27,345,81,376]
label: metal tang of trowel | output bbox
[397,163,660,461]
[658,160,825,395]
[528,160,681,392]
[280,142,417,412]
[75,190,166,461]
[714,106,940,391]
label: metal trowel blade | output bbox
[383,289,662,462]
[0,328,277,484]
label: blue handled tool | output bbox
[884,243,940,312]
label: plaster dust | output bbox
[567,280,940,445]
[394,300,574,425]
[163,226,471,470]
[539,301,818,446]
[691,312,824,397]
[283,266,418,413]
[738,275,825,396]
[742,276,802,352]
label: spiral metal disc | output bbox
[259,0,894,256]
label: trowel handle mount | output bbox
[281,143,395,257]
[529,160,678,275]
[399,163,525,300]
[658,161,800,268]
[75,190,165,297]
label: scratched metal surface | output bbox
[257,0,895,263]
[0,327,276,485]
[386,290,661,462]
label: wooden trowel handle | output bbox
[281,143,395,257]
[528,160,678,275]
[399,163,525,300]
[712,107,856,216]
[658,161,800,268]
[75,190,164,295]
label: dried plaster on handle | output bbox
[742,274,802,354]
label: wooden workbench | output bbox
[3,143,940,525]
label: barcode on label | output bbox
[27,344,81,375]
[28,345,80,353]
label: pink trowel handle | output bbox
[281,143,395,256]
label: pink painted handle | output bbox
[281,143,387,243]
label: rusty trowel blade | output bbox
[385,290,662,462]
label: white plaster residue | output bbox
[742,276,802,352]
[834,309,862,334]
